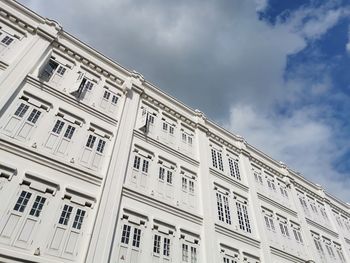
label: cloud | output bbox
[226,104,350,201]
[18,0,350,201]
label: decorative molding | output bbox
[210,168,249,193]
[0,137,103,186]
[0,7,36,35]
[214,223,261,249]
[249,156,284,179]
[133,130,200,167]
[257,193,298,218]
[270,246,307,263]
[52,41,125,86]
[26,75,119,127]
[305,218,339,239]
[141,93,197,129]
[122,187,203,225]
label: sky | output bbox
[18,0,350,202]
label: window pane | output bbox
[52,120,65,134]
[58,204,73,225]
[13,191,32,212]
[72,209,86,230]
[29,195,46,217]
[14,103,29,118]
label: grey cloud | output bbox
[19,0,308,119]
[18,0,350,200]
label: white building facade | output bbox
[0,1,349,263]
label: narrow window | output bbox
[121,225,131,244]
[72,209,85,230]
[58,204,73,225]
[27,109,41,124]
[182,244,189,262]
[163,237,170,256]
[13,190,32,212]
[86,134,97,148]
[133,156,141,170]
[29,195,46,217]
[132,228,142,248]
[153,234,161,254]
[14,103,29,118]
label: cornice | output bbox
[26,75,119,127]
[257,193,298,218]
[141,93,197,129]
[210,168,249,193]
[207,132,242,155]
[53,37,127,86]
[0,6,35,34]
[215,223,261,249]
[133,130,200,167]
[0,137,103,186]
[122,187,203,225]
[305,218,339,239]
[270,246,307,263]
[249,156,285,179]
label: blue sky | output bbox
[19,0,350,201]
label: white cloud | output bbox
[18,0,350,201]
[254,0,268,12]
[226,105,350,201]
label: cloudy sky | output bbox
[19,0,350,202]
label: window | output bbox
[228,157,241,180]
[236,201,251,233]
[2,98,47,141]
[254,171,263,185]
[334,213,344,228]
[0,186,52,249]
[262,209,275,232]
[297,192,310,215]
[278,218,289,238]
[99,88,120,113]
[216,191,231,225]
[336,247,347,263]
[47,194,91,260]
[319,205,329,221]
[152,232,172,261]
[45,115,79,156]
[39,57,68,83]
[325,240,335,259]
[182,244,189,262]
[278,181,289,199]
[211,148,224,171]
[181,130,194,146]
[312,234,325,259]
[1,35,14,46]
[308,198,318,215]
[120,224,142,248]
[291,225,303,244]
[266,174,276,192]
[160,117,176,145]
[130,149,152,190]
[80,130,109,170]
[180,234,199,263]
[157,161,175,200]
[76,77,94,101]
[117,215,145,262]
[181,171,196,208]
[140,108,156,134]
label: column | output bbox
[85,76,144,263]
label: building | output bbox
[0,1,349,262]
